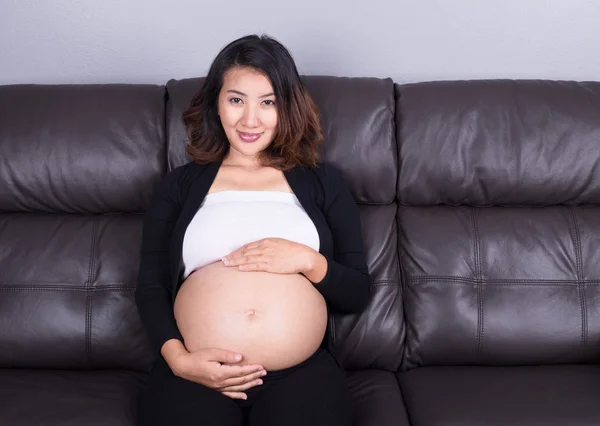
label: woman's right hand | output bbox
[172,347,267,400]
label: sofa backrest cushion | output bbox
[0,84,162,370]
[0,84,166,214]
[396,80,600,370]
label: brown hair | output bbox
[182,35,323,170]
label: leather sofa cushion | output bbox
[398,205,600,369]
[0,369,147,426]
[396,80,600,206]
[398,365,600,426]
[0,213,153,370]
[0,84,166,214]
[334,204,404,371]
[347,369,411,426]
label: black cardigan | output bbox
[135,160,370,359]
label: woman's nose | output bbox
[242,105,260,127]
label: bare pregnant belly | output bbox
[173,261,328,371]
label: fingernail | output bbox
[258,380,263,385]
[261,371,267,376]
[222,257,230,265]
[239,265,245,271]
[234,354,242,361]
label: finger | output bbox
[205,348,243,364]
[222,391,247,400]
[220,378,264,392]
[220,369,267,388]
[235,240,263,255]
[238,248,265,257]
[224,252,252,265]
[224,246,265,262]
[222,246,252,265]
[227,254,269,267]
[239,263,270,272]
[219,364,265,379]
[245,240,264,249]
[222,245,247,261]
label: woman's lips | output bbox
[237,131,262,143]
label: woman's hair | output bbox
[182,34,323,170]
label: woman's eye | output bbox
[262,100,276,106]
[230,97,243,104]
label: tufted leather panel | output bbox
[396,80,600,372]
[0,213,153,370]
[398,205,600,369]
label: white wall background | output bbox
[1,0,599,85]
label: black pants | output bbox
[138,348,352,426]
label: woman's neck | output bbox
[222,152,263,170]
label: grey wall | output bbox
[2,0,599,85]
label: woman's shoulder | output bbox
[160,160,216,186]
[292,162,351,207]
[149,161,217,201]
[313,162,345,181]
[299,162,349,191]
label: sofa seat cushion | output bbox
[0,368,146,426]
[398,365,600,426]
[347,369,411,426]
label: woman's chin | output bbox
[234,145,269,158]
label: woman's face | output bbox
[218,67,278,161]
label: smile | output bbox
[237,131,263,143]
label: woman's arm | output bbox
[135,169,185,357]
[308,164,371,313]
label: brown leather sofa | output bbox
[1,77,599,426]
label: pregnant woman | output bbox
[136,34,370,426]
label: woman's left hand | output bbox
[221,238,316,275]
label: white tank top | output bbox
[182,190,321,279]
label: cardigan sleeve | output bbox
[135,169,185,355]
[312,164,371,313]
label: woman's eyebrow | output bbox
[227,89,275,98]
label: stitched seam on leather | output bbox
[407,276,600,284]
[0,281,134,288]
[85,219,99,366]
[405,279,598,287]
[11,281,598,290]
[568,208,584,281]
[470,208,483,358]
[1,278,397,287]
[372,279,397,285]
[356,201,393,206]
[0,286,136,291]
[581,284,588,346]
[569,208,587,347]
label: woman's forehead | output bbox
[222,67,274,95]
